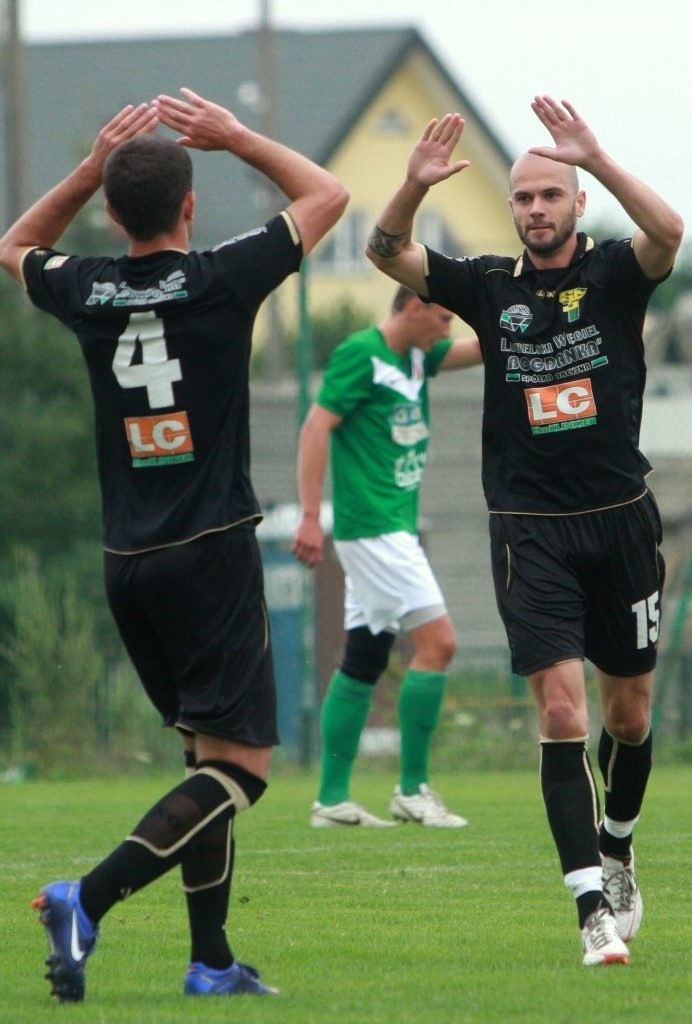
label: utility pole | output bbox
[257,2,316,763]
[256,0,285,380]
[2,0,28,226]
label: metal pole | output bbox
[297,258,312,425]
[297,259,316,768]
[3,0,28,225]
[256,0,285,379]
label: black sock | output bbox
[598,727,651,858]
[79,769,239,924]
[576,892,611,928]
[183,820,236,969]
[540,739,601,877]
[598,828,633,860]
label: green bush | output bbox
[0,553,101,773]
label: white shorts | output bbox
[334,531,447,635]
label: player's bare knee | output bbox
[541,697,587,739]
[602,688,652,744]
[604,714,651,746]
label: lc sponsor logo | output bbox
[125,411,195,466]
[525,378,597,434]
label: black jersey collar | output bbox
[513,232,595,277]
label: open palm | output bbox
[529,96,600,168]
[408,114,470,186]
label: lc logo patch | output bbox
[525,378,597,435]
[125,411,195,466]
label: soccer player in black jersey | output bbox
[366,95,683,966]
[0,90,347,1000]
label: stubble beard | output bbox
[517,214,577,257]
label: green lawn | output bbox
[0,767,689,1023]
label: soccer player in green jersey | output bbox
[292,285,481,827]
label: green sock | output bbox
[318,671,374,805]
[398,669,446,795]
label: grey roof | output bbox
[4,27,513,250]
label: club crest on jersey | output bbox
[559,288,587,323]
[125,411,195,467]
[500,304,532,334]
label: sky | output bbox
[15,0,692,240]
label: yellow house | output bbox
[8,26,519,342]
[310,42,519,320]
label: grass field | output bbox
[0,766,689,1023]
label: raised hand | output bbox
[89,103,158,171]
[153,88,244,151]
[407,114,470,187]
[529,96,601,169]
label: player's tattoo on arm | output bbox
[367,224,409,258]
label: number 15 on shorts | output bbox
[632,591,660,649]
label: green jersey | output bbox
[317,325,452,540]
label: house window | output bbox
[312,210,368,275]
[375,109,410,135]
[418,210,463,256]
[312,209,463,276]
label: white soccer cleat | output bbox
[601,851,643,942]
[309,800,397,828]
[390,784,468,828]
[581,906,630,966]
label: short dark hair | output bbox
[103,134,193,241]
[391,284,418,312]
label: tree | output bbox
[282,293,375,372]
[0,282,101,563]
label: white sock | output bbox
[603,813,639,841]
[564,865,602,899]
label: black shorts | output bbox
[489,491,665,677]
[104,525,279,746]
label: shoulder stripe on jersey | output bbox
[419,242,429,278]
[280,209,300,246]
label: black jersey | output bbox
[22,212,302,553]
[424,234,665,514]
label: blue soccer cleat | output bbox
[184,960,279,996]
[31,880,99,1003]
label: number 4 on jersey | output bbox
[112,311,181,409]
